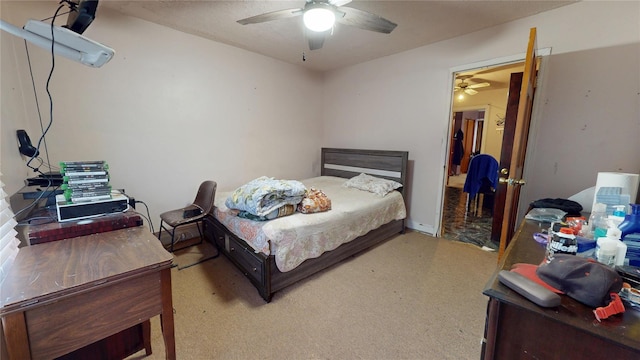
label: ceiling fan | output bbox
[237,0,397,50]
[454,75,491,96]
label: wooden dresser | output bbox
[0,227,176,360]
[482,219,640,359]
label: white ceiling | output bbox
[99,0,576,73]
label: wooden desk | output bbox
[482,219,640,359]
[0,227,176,360]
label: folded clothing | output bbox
[238,204,296,221]
[529,198,583,216]
[298,188,331,214]
[226,176,306,217]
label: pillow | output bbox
[343,173,402,196]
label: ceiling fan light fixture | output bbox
[303,5,335,32]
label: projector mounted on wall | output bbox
[0,19,114,68]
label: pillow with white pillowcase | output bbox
[343,173,402,196]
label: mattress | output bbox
[213,176,406,272]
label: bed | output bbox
[202,148,409,302]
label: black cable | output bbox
[40,9,72,22]
[116,189,155,234]
[25,3,66,175]
[124,200,155,234]
[12,182,61,220]
[24,46,55,175]
[133,200,155,234]
[13,4,67,221]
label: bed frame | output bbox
[203,148,409,302]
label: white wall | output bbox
[322,1,640,233]
[3,1,639,236]
[525,43,640,209]
[453,88,510,161]
[1,1,324,225]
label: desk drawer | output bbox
[25,271,162,360]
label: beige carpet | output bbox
[127,230,498,360]
[170,239,220,270]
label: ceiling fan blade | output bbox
[237,8,303,25]
[307,30,328,50]
[468,82,490,89]
[336,6,397,34]
[329,0,353,6]
[465,88,478,95]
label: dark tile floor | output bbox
[441,186,495,249]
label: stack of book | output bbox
[60,161,111,203]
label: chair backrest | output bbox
[193,180,217,215]
[463,154,499,196]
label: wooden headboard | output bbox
[320,148,409,199]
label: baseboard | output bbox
[406,219,435,236]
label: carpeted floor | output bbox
[127,230,498,360]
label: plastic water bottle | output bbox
[589,203,608,239]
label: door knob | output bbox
[499,177,526,186]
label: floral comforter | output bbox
[213,176,406,272]
[225,176,306,217]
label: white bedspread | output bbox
[213,176,406,272]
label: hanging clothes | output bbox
[452,128,464,166]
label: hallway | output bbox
[441,184,495,249]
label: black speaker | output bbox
[16,130,39,157]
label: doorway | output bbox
[441,62,525,249]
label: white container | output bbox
[606,227,628,266]
[596,237,618,267]
[616,240,628,266]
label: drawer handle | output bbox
[230,247,235,252]
[252,267,257,272]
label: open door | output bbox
[490,72,523,244]
[497,28,538,260]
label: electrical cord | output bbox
[25,3,65,174]
[13,4,67,221]
[117,189,155,234]
[133,200,155,234]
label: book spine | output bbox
[65,177,109,185]
[63,171,108,177]
[69,194,112,203]
[61,183,111,191]
[60,160,106,166]
[64,189,112,197]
